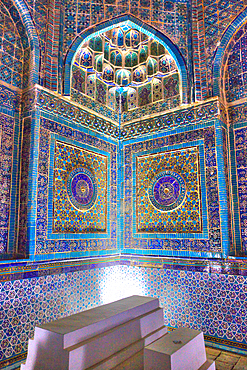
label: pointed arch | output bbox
[12,0,40,85]
[63,14,189,104]
[212,9,247,97]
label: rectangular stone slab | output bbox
[198,360,216,370]
[21,295,162,370]
[68,307,165,369]
[40,295,159,348]
[144,327,207,370]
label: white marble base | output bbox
[21,297,215,370]
[21,295,165,370]
[199,359,216,370]
[68,307,166,369]
[144,327,214,370]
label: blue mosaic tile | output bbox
[0,114,14,254]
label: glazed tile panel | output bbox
[222,127,233,253]
[123,124,226,256]
[135,146,203,234]
[0,85,21,112]
[0,114,14,254]
[18,117,31,257]
[203,0,246,97]
[63,0,189,63]
[0,2,30,89]
[235,125,247,253]
[53,141,107,234]
[36,117,117,255]
[225,24,247,103]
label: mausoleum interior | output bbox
[1,0,247,368]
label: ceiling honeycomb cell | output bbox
[72,25,181,115]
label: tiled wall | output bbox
[221,20,247,254]
[0,2,30,89]
[234,125,247,254]
[17,0,49,86]
[13,99,118,260]
[196,0,247,97]
[0,114,14,254]
[18,117,31,257]
[0,85,21,257]
[225,22,247,103]
[228,104,247,254]
[4,0,245,98]
[1,258,247,368]
[1,1,247,369]
[63,0,189,62]
[122,118,229,258]
[17,0,247,98]
[224,21,247,253]
[33,116,118,257]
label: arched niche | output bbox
[212,8,247,100]
[63,14,188,123]
[0,0,40,88]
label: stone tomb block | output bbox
[21,295,166,370]
[144,327,215,370]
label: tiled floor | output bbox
[206,347,247,370]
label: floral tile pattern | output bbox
[53,141,107,234]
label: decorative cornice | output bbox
[0,256,120,283]
[1,254,247,282]
[21,86,222,139]
[121,99,220,139]
[120,255,247,275]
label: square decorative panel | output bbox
[136,146,202,234]
[53,141,107,234]
[36,118,116,255]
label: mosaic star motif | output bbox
[136,146,202,233]
[53,141,107,233]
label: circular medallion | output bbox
[67,168,97,210]
[148,171,186,211]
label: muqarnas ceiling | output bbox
[71,25,181,124]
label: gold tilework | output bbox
[136,146,202,233]
[53,141,107,233]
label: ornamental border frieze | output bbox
[121,100,220,139]
[0,256,119,283]
[0,255,247,282]
[36,87,120,139]
[228,101,247,125]
[0,85,21,111]
[27,86,221,139]
[123,256,247,275]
